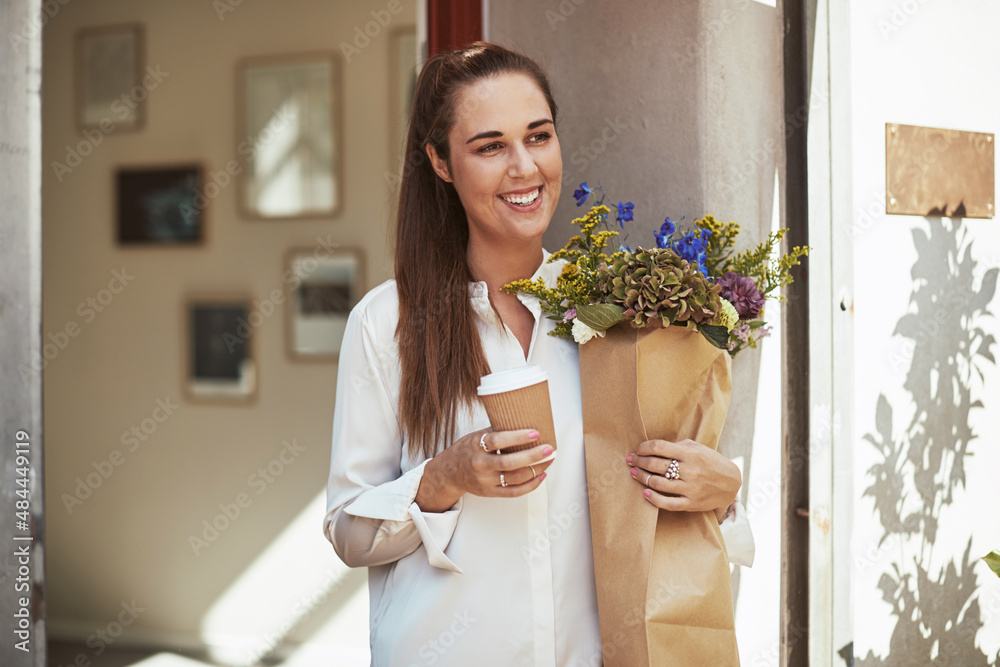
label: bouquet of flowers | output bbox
[505,182,807,354]
[506,183,807,667]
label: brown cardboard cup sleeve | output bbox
[477,366,557,462]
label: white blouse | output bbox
[323,255,755,667]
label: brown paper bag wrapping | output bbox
[579,324,739,666]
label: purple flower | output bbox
[562,308,577,323]
[716,272,765,319]
[733,323,751,344]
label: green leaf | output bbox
[698,324,730,349]
[575,303,625,332]
[984,551,1000,578]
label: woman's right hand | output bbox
[415,428,555,512]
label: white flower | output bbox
[571,318,606,345]
[714,298,739,332]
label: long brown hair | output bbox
[395,42,558,459]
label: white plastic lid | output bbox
[477,365,548,395]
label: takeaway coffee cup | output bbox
[477,365,557,462]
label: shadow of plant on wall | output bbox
[855,217,998,666]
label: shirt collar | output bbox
[469,250,561,317]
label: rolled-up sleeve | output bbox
[322,291,464,574]
[719,500,755,567]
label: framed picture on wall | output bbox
[184,295,258,404]
[285,247,364,360]
[117,165,204,245]
[76,24,145,131]
[237,53,342,219]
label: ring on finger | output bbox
[499,472,508,488]
[644,472,652,486]
[665,458,681,481]
[529,465,536,480]
[479,432,489,453]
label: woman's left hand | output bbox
[626,439,741,522]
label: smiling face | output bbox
[426,73,562,250]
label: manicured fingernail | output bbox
[630,468,638,476]
[539,473,547,481]
[541,445,554,456]
[643,489,651,498]
[626,455,634,464]
[528,430,540,440]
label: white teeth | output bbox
[501,188,540,205]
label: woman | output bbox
[323,42,753,666]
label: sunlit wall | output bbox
[849,0,1000,663]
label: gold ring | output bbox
[529,465,536,479]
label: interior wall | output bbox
[488,1,784,663]
[41,0,414,660]
[848,0,1000,664]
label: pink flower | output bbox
[562,308,577,323]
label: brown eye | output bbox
[477,143,502,155]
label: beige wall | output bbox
[42,0,414,660]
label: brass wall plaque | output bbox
[886,123,994,218]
